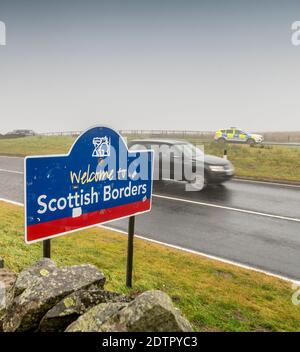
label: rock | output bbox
[39,289,131,332]
[3,263,105,332]
[66,290,193,332]
[1,261,193,332]
[14,258,57,297]
[65,302,128,332]
[0,268,17,331]
[102,290,193,332]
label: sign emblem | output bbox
[24,126,153,244]
[92,136,111,157]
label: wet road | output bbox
[1,156,300,280]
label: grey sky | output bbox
[0,0,299,133]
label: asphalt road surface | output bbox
[1,155,300,280]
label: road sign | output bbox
[24,126,153,244]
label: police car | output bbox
[214,128,264,145]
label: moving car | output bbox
[128,139,235,187]
[214,128,264,145]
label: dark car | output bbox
[127,139,235,187]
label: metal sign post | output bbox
[43,239,51,258]
[126,216,135,288]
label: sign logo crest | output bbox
[92,136,111,157]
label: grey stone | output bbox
[66,290,193,332]
[3,263,105,332]
[39,289,131,332]
[65,302,128,332]
[14,258,57,297]
[101,290,193,332]
[0,268,17,331]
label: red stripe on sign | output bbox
[26,199,151,242]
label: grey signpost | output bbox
[43,239,51,258]
[126,216,136,288]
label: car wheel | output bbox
[247,138,255,145]
[217,138,226,144]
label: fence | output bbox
[40,131,82,137]
[40,130,213,136]
[38,130,300,143]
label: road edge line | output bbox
[153,194,300,223]
[0,197,299,285]
[0,168,24,175]
[100,224,300,285]
[0,198,24,206]
[233,177,300,188]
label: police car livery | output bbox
[214,128,264,145]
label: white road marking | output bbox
[0,198,24,206]
[0,155,23,159]
[152,194,300,223]
[0,197,298,285]
[100,224,300,285]
[233,178,300,189]
[0,165,299,221]
[0,168,23,175]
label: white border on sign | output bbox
[24,125,154,244]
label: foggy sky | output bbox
[0,0,300,133]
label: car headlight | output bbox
[209,165,225,172]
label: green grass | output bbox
[201,142,300,183]
[0,135,299,182]
[0,135,75,156]
[1,201,300,332]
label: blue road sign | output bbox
[25,126,153,243]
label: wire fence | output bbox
[37,130,300,144]
[39,131,82,137]
[39,130,214,137]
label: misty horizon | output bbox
[1,0,300,133]
[3,127,300,135]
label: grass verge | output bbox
[201,141,300,183]
[0,201,300,332]
[0,135,75,157]
[0,135,299,183]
